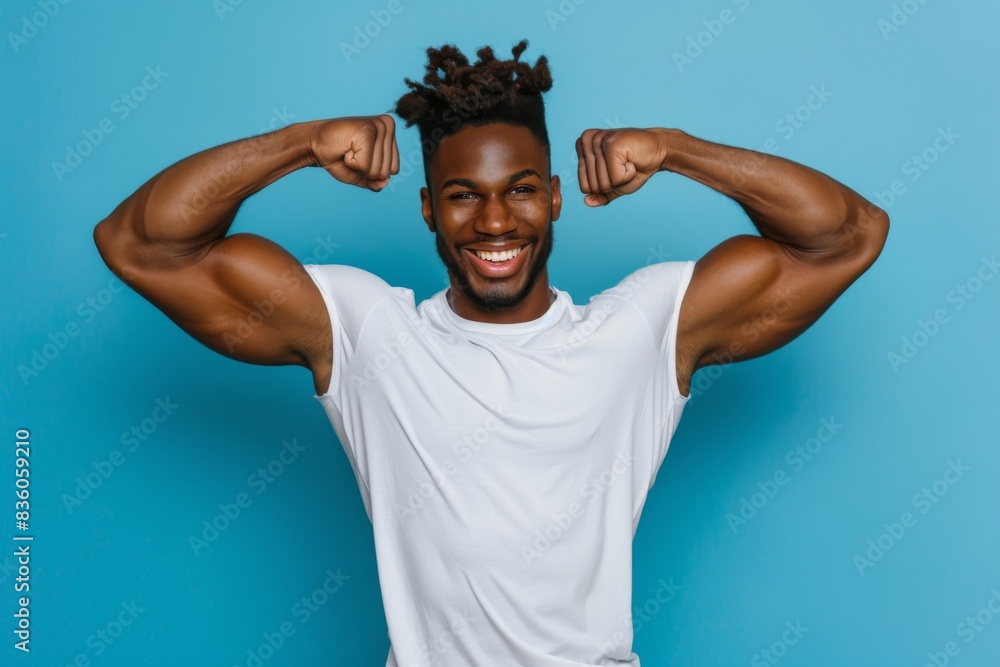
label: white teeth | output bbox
[474,246,522,263]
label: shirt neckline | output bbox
[438,287,568,335]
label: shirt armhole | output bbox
[663,260,697,410]
[302,264,344,400]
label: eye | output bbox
[449,192,479,201]
[509,185,534,196]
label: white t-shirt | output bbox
[303,259,695,667]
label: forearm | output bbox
[656,128,885,253]
[97,120,322,259]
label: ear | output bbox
[550,174,562,222]
[420,187,436,232]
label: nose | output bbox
[474,194,518,236]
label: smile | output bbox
[463,244,529,278]
[472,246,523,262]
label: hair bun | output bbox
[394,39,552,129]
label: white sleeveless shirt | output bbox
[303,260,695,666]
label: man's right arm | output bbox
[92,115,399,394]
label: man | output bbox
[93,40,888,666]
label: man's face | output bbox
[420,123,562,313]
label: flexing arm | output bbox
[93,114,399,394]
[575,127,889,395]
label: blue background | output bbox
[2,0,998,665]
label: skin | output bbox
[420,124,560,323]
[93,111,888,400]
[573,126,889,394]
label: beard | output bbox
[435,220,554,312]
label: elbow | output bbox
[840,201,889,270]
[93,216,121,273]
[93,217,109,255]
[94,189,148,264]
[863,205,890,264]
[93,212,142,283]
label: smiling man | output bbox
[93,40,888,666]
[424,121,557,318]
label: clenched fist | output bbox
[310,114,400,191]
[575,128,668,206]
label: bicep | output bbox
[678,232,883,373]
[95,224,331,369]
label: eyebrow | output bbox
[440,168,542,192]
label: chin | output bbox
[435,222,553,312]
[453,271,529,311]
[471,284,531,311]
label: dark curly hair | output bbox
[393,39,553,183]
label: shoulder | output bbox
[303,263,392,290]
[597,260,696,312]
[302,263,417,349]
[303,264,415,307]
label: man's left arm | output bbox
[576,128,890,395]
